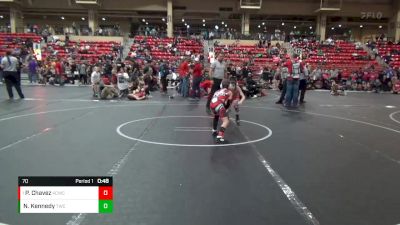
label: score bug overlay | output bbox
[18,176,113,214]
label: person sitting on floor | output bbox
[99,74,119,100]
[330,80,345,96]
[127,77,146,100]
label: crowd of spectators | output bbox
[128,36,203,61]
[287,39,400,92]
[25,24,122,38]
[1,31,399,103]
[367,39,400,68]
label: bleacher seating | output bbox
[375,42,400,67]
[293,41,381,71]
[214,44,278,73]
[0,33,41,55]
[130,36,203,62]
[0,33,121,63]
[43,40,121,62]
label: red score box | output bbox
[98,186,113,200]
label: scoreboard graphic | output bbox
[18,177,113,213]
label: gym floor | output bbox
[0,86,399,225]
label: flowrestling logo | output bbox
[361,12,383,20]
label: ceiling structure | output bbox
[0,0,395,33]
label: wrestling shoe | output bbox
[216,132,225,142]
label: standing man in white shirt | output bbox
[1,51,24,99]
[91,66,101,97]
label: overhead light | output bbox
[202,19,205,23]
[215,25,219,30]
[294,26,297,29]
[184,23,187,26]
[379,25,383,29]
[0,15,3,19]
[182,18,185,22]
[331,27,334,30]
[258,25,261,28]
[81,17,85,21]
[203,24,206,27]
[162,18,165,22]
[142,19,145,22]
[309,26,312,29]
[75,0,99,4]
[262,22,265,25]
[102,17,106,21]
[221,21,224,25]
[187,25,190,28]
[360,25,363,28]
[146,22,148,25]
[281,22,285,26]
[225,24,227,27]
[61,16,65,20]
[338,24,342,28]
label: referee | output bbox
[1,51,24,100]
[206,53,227,113]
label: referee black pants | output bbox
[4,71,24,99]
[206,78,223,108]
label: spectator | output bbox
[117,67,130,98]
[41,28,49,43]
[191,58,203,99]
[159,60,169,94]
[143,62,153,96]
[71,62,77,84]
[55,59,63,86]
[330,80,345,96]
[244,75,259,98]
[91,66,101,97]
[127,77,146,101]
[65,62,72,84]
[299,62,309,104]
[79,62,88,85]
[178,58,190,97]
[284,57,302,108]
[276,60,289,104]
[99,74,118,99]
[28,58,38,84]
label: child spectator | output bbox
[91,66,101,97]
[117,67,129,98]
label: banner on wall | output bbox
[33,43,42,61]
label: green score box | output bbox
[99,200,113,213]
